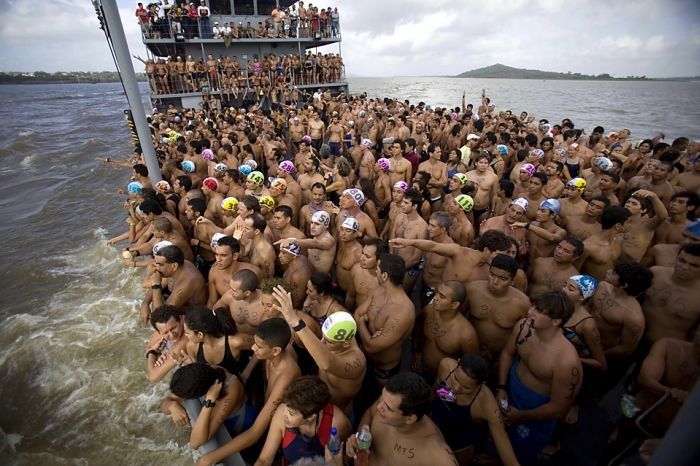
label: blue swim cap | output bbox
[540,199,561,215]
[684,220,700,238]
[181,160,195,173]
[570,275,598,300]
[127,181,143,195]
[239,165,252,176]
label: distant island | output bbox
[0,71,146,85]
[454,64,697,81]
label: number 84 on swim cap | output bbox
[322,312,357,342]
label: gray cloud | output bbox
[0,0,698,77]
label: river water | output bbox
[0,77,698,465]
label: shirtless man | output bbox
[559,178,588,219]
[515,199,567,262]
[240,213,277,278]
[335,217,363,293]
[289,116,305,152]
[346,373,458,466]
[147,245,207,320]
[643,244,700,343]
[466,254,531,358]
[480,198,528,253]
[413,281,479,380]
[559,195,609,241]
[274,287,366,413]
[197,318,300,466]
[523,173,548,221]
[187,198,220,279]
[145,305,188,383]
[542,161,565,199]
[446,194,475,247]
[620,189,668,262]
[355,254,415,385]
[414,211,455,306]
[390,188,429,290]
[466,153,499,225]
[201,177,224,225]
[635,330,700,429]
[138,198,188,243]
[591,261,651,380]
[380,182,407,239]
[336,188,378,238]
[388,139,412,186]
[577,206,630,281]
[325,115,344,156]
[297,157,325,205]
[207,236,262,308]
[497,291,582,465]
[308,111,326,150]
[277,211,336,274]
[274,243,313,309]
[417,144,448,207]
[267,205,306,247]
[644,220,700,267]
[529,237,583,298]
[124,217,193,264]
[654,191,698,245]
[268,178,300,224]
[299,182,335,236]
[644,160,677,206]
[213,269,264,336]
[345,238,384,310]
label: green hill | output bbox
[455,63,634,80]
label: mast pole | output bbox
[99,0,162,185]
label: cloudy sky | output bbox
[1,0,699,77]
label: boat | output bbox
[139,0,349,110]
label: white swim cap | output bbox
[322,311,357,342]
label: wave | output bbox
[0,239,195,464]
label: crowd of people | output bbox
[136,1,341,40]
[134,51,345,96]
[102,87,700,466]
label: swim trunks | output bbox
[371,363,401,381]
[506,359,557,465]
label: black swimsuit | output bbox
[196,335,242,375]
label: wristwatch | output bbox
[151,284,162,290]
[203,399,216,408]
[146,349,161,359]
[292,320,306,332]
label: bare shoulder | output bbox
[508,286,530,302]
[466,280,487,293]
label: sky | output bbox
[1,0,699,77]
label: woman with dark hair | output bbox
[182,306,251,376]
[302,272,346,327]
[411,176,432,221]
[358,177,380,228]
[431,353,518,466]
[163,362,255,449]
[255,376,351,466]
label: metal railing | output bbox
[140,17,341,41]
[148,64,347,97]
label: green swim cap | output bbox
[247,171,265,185]
[455,194,474,212]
